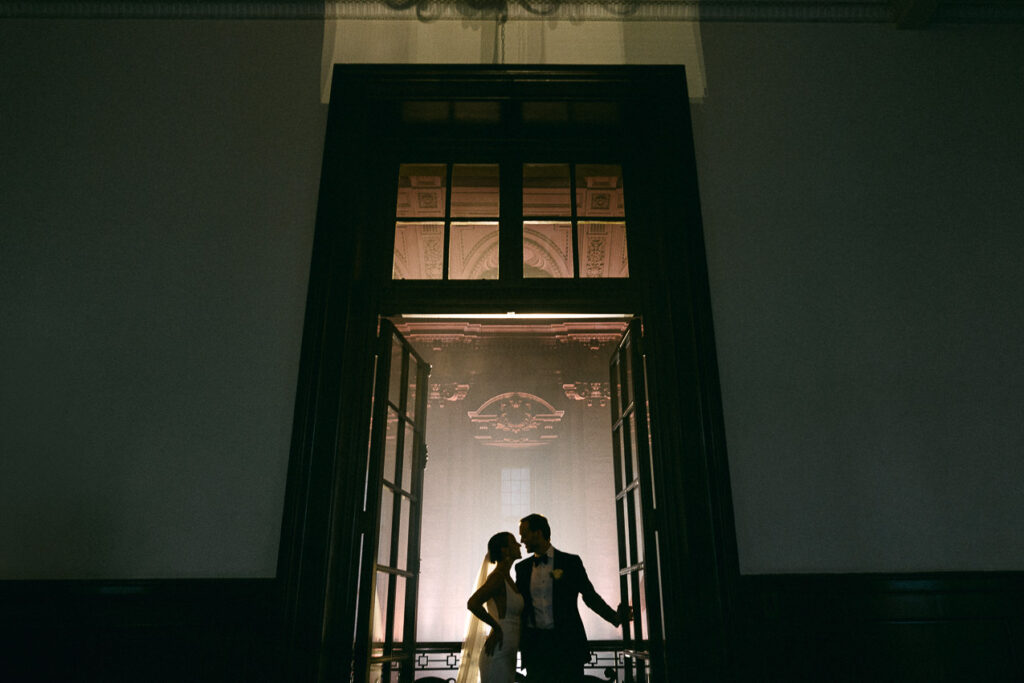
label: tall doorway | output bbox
[278,66,738,683]
[403,316,629,644]
[357,314,661,683]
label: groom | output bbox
[515,513,629,682]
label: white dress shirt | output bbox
[530,546,556,629]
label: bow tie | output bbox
[535,555,549,565]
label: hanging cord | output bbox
[493,7,508,64]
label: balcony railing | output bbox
[410,640,646,681]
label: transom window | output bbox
[392,162,629,280]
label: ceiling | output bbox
[3,0,1023,25]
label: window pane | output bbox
[401,368,413,421]
[521,101,569,124]
[578,222,629,278]
[575,164,625,217]
[393,222,444,280]
[617,425,628,496]
[402,422,415,493]
[392,575,407,643]
[611,357,623,421]
[523,221,572,278]
[620,497,632,569]
[453,101,501,124]
[451,164,499,217]
[623,337,635,407]
[377,486,393,567]
[372,570,390,646]
[626,489,643,565]
[572,101,621,125]
[396,164,446,217]
[501,467,531,528]
[400,100,449,123]
[449,222,499,279]
[523,163,571,216]
[626,487,640,567]
[397,495,411,571]
[406,360,418,423]
[389,341,404,412]
[632,570,646,640]
[629,412,640,488]
[383,408,399,484]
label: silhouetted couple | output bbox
[461,513,629,683]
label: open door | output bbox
[609,318,664,682]
[353,318,431,683]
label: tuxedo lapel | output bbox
[516,558,530,592]
[550,550,562,609]
[515,558,534,628]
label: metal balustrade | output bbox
[410,640,645,681]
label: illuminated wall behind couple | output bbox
[398,320,628,642]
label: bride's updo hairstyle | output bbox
[487,532,513,563]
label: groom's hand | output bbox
[614,602,633,626]
[484,625,504,655]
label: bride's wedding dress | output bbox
[478,579,523,683]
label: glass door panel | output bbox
[355,319,430,683]
[609,318,663,683]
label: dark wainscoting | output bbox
[734,572,1024,682]
[0,579,278,683]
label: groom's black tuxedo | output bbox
[514,549,619,673]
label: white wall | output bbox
[2,17,1021,580]
[691,23,1024,573]
[0,19,326,578]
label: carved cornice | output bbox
[2,0,1023,23]
[563,381,611,407]
[394,320,627,351]
[429,381,470,405]
[0,2,327,19]
[468,391,565,448]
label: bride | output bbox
[457,532,524,683]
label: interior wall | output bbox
[690,23,1024,573]
[402,323,625,642]
[3,15,1022,582]
[0,19,326,578]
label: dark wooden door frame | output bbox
[276,65,739,682]
[610,317,666,681]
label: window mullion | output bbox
[442,163,453,280]
[569,163,580,278]
[499,152,522,282]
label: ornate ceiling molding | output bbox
[429,381,470,405]
[394,320,628,351]
[0,2,326,19]
[563,381,611,407]
[468,391,565,448]
[3,0,1023,22]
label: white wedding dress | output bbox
[477,578,523,683]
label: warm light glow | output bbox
[401,312,632,320]
[406,319,628,643]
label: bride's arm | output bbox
[467,572,504,654]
